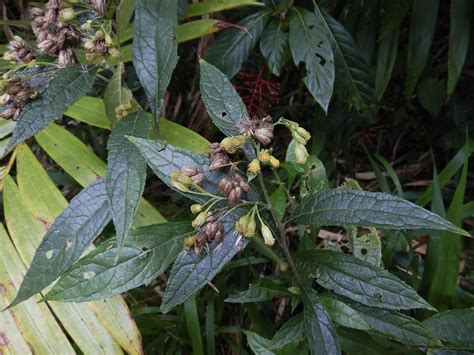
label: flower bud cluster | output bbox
[257,149,280,168]
[218,174,251,206]
[235,208,275,246]
[237,115,274,145]
[170,166,204,192]
[0,81,34,120]
[187,212,224,255]
[4,36,35,64]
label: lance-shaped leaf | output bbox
[44,222,192,302]
[424,309,474,348]
[182,0,264,18]
[103,62,133,126]
[404,0,439,98]
[288,189,469,236]
[260,19,289,76]
[225,278,291,303]
[289,7,335,113]
[295,250,434,310]
[312,5,376,118]
[161,216,248,313]
[303,289,341,355]
[6,65,96,151]
[318,295,370,331]
[133,0,178,119]
[268,314,305,351]
[8,179,111,307]
[204,10,270,78]
[350,303,441,347]
[199,59,248,136]
[244,331,274,355]
[106,111,151,253]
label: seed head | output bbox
[220,135,247,154]
[253,126,274,145]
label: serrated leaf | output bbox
[225,278,291,303]
[244,330,274,355]
[133,0,178,119]
[303,289,341,355]
[103,62,133,126]
[106,111,151,254]
[404,0,439,98]
[313,6,376,118]
[319,295,370,330]
[183,0,264,18]
[8,179,111,308]
[288,189,468,236]
[351,303,441,347]
[260,19,289,76]
[199,59,249,136]
[424,309,474,348]
[447,0,472,94]
[268,314,305,351]
[289,7,335,113]
[161,216,248,313]
[379,0,411,41]
[295,250,433,310]
[6,65,96,152]
[44,222,192,302]
[375,29,399,101]
[205,10,269,78]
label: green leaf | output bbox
[244,330,274,355]
[43,222,192,302]
[404,0,439,98]
[417,77,445,117]
[288,189,468,236]
[183,0,264,19]
[184,295,205,355]
[447,0,472,94]
[132,0,178,119]
[8,179,111,307]
[313,5,376,118]
[0,120,16,139]
[424,309,474,348]
[199,59,249,137]
[260,19,289,76]
[205,10,269,79]
[160,216,248,313]
[177,19,228,43]
[318,295,370,331]
[117,0,136,35]
[302,289,341,355]
[300,156,329,199]
[375,29,399,101]
[351,303,441,346]
[270,186,286,220]
[289,7,335,113]
[64,96,110,129]
[352,228,382,267]
[6,65,97,152]
[295,250,434,310]
[378,0,411,41]
[268,314,305,351]
[103,62,134,126]
[106,111,151,253]
[225,279,291,303]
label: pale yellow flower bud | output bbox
[247,159,261,174]
[257,149,271,164]
[295,143,309,164]
[190,204,203,214]
[192,211,208,229]
[269,156,280,168]
[261,224,275,246]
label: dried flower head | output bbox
[219,175,251,205]
[208,143,230,170]
[237,115,274,145]
[90,0,107,17]
[204,213,224,243]
[181,166,204,185]
[7,36,36,63]
[194,234,207,255]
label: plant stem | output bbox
[256,171,301,284]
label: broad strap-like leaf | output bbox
[375,29,399,101]
[318,295,370,331]
[404,0,439,98]
[268,314,305,351]
[378,0,411,41]
[106,111,151,253]
[288,189,468,236]
[260,19,289,76]
[350,303,441,347]
[7,65,96,151]
[103,62,134,126]
[161,216,248,313]
[204,10,270,78]
[183,0,264,18]
[289,7,335,113]
[199,59,249,137]
[313,5,376,118]
[447,0,472,94]
[43,222,192,302]
[9,179,111,307]
[424,309,474,348]
[225,278,291,303]
[133,0,178,119]
[302,289,341,355]
[295,250,434,310]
